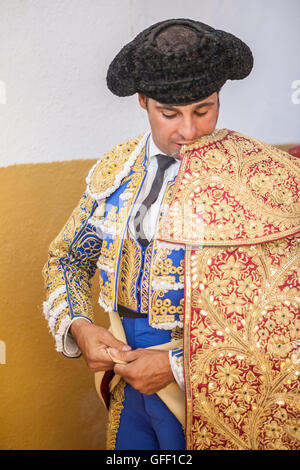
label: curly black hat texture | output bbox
[106,18,254,105]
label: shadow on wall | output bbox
[0,158,109,450]
[0,142,299,450]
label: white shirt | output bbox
[128,133,181,242]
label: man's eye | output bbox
[195,111,208,117]
[162,113,176,119]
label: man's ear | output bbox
[138,93,147,110]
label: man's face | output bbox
[138,92,220,157]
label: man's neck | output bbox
[149,134,166,158]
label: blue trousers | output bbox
[114,317,186,450]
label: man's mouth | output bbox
[175,141,197,147]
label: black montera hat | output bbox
[106,18,253,105]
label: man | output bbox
[43,19,299,450]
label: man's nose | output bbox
[178,117,197,141]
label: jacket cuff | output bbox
[43,286,92,357]
[63,316,93,358]
[169,348,184,390]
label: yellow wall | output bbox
[0,143,296,449]
[0,159,109,450]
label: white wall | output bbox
[0,0,299,167]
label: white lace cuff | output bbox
[63,317,92,358]
[169,349,184,390]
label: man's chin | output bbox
[170,150,181,159]
[169,143,182,158]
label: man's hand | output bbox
[70,319,131,373]
[110,348,175,395]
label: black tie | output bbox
[134,154,175,246]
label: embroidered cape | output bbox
[157,129,300,450]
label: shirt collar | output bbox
[147,133,180,167]
[148,133,167,160]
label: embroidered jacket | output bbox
[42,132,185,362]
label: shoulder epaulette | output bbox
[86,132,147,201]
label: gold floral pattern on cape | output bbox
[157,129,300,246]
[158,130,300,450]
[183,235,299,450]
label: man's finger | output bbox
[109,347,141,363]
[100,329,131,351]
[106,347,128,364]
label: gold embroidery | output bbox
[87,134,145,196]
[157,129,300,246]
[147,180,185,326]
[97,240,118,272]
[152,257,184,283]
[117,231,141,311]
[96,144,147,312]
[183,246,193,449]
[184,233,300,450]
[149,248,184,324]
[140,241,154,314]
[171,326,184,341]
[43,192,100,343]
[99,271,114,311]
[151,295,184,318]
[106,379,126,450]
